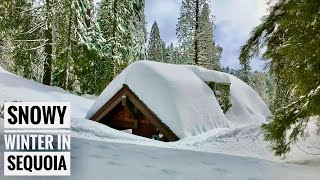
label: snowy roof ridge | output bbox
[191,66,231,84]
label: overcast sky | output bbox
[145,0,269,71]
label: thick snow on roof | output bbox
[86,61,271,138]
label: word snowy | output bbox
[4,102,70,129]
[6,105,66,125]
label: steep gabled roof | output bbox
[89,85,179,141]
[86,61,230,138]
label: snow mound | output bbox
[0,66,93,118]
[226,75,271,127]
[86,61,271,138]
[71,118,151,142]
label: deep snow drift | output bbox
[0,64,319,168]
[1,135,319,180]
[0,66,93,118]
[86,61,271,138]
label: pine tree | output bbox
[98,0,136,77]
[0,31,13,70]
[164,43,175,63]
[0,0,44,81]
[1,0,146,95]
[133,0,147,61]
[237,63,251,84]
[147,21,163,62]
[167,43,175,63]
[198,3,220,70]
[177,0,221,68]
[240,0,320,156]
[265,73,277,111]
[51,0,107,91]
[250,71,268,104]
[176,0,200,64]
[42,0,53,85]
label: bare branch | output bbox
[231,129,239,142]
[296,145,320,156]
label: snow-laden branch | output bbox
[14,39,46,42]
[18,23,45,35]
[21,44,46,51]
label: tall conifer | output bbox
[147,21,163,62]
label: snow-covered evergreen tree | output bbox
[98,0,136,77]
[132,0,147,61]
[147,21,163,62]
[198,3,220,70]
[176,0,199,64]
[164,43,175,63]
[240,0,320,156]
[52,0,107,91]
[0,0,43,81]
[176,0,221,68]
[250,71,268,105]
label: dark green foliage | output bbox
[1,0,147,95]
[73,46,113,95]
[240,0,320,156]
[206,82,232,113]
[147,21,164,62]
[0,0,43,81]
[176,0,222,68]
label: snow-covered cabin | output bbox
[86,61,235,141]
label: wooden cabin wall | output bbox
[101,103,160,139]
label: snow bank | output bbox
[0,66,93,118]
[71,118,151,142]
[226,75,271,127]
[86,61,271,138]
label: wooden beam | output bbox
[122,95,127,106]
[94,97,122,122]
[108,119,136,129]
[90,87,128,121]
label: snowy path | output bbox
[1,137,319,180]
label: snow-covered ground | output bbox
[0,66,92,118]
[0,65,319,179]
[1,137,319,180]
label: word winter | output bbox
[4,134,71,150]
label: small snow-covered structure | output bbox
[86,61,271,141]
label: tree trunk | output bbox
[85,0,92,28]
[194,0,199,65]
[62,1,73,90]
[111,0,118,77]
[42,0,53,85]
